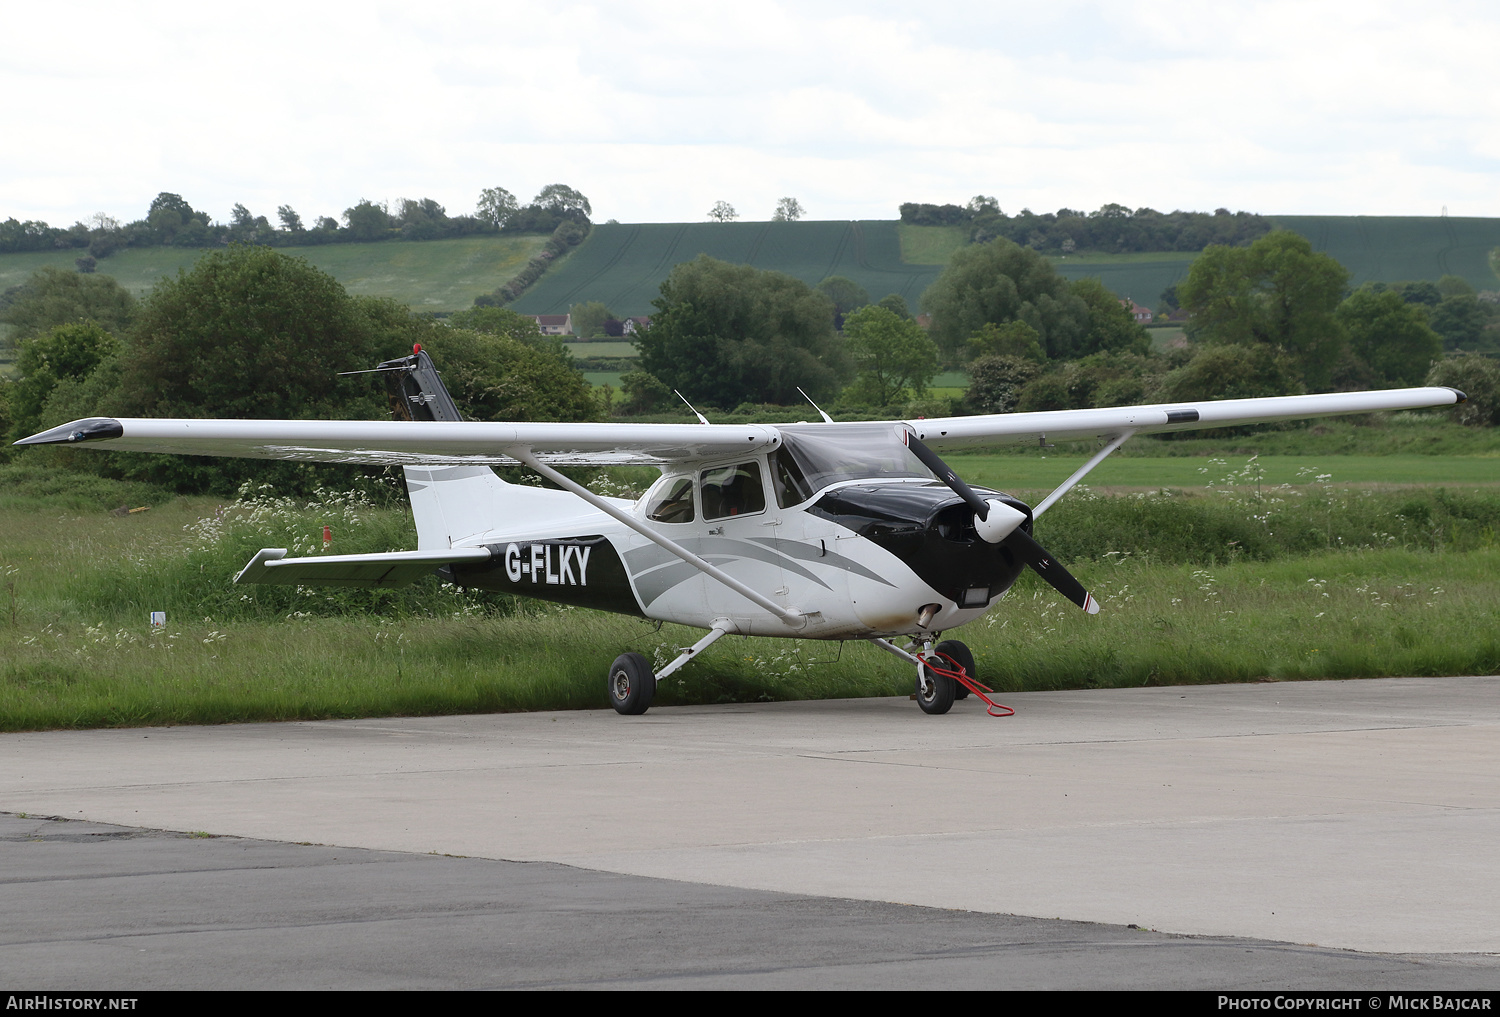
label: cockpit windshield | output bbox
[775,423,938,499]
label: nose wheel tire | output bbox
[916,659,955,715]
[609,652,656,715]
[935,639,975,701]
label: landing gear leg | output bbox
[609,626,729,717]
[915,638,955,715]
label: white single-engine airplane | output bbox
[17,348,1466,716]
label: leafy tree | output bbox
[967,195,1000,216]
[148,192,201,224]
[966,320,1046,362]
[841,305,938,406]
[772,197,804,222]
[1068,277,1152,355]
[531,184,592,220]
[1428,294,1494,352]
[618,370,674,415]
[965,355,1040,413]
[0,266,137,341]
[477,186,519,227]
[1154,343,1303,403]
[121,246,397,422]
[395,198,449,239]
[231,203,256,228]
[1438,275,1475,298]
[919,238,1090,362]
[1428,353,1500,427]
[817,276,870,320]
[421,326,597,424]
[1335,287,1442,386]
[1012,373,1071,412]
[708,201,738,223]
[569,300,615,339]
[876,293,911,320]
[276,205,304,232]
[6,321,119,441]
[1490,247,1500,284]
[397,197,446,223]
[636,254,847,406]
[1393,280,1441,306]
[343,199,393,241]
[1176,230,1348,390]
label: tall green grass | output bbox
[3,470,1498,730]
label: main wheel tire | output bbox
[916,659,955,715]
[936,639,975,701]
[608,652,656,715]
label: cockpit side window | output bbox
[645,476,695,523]
[700,461,767,520]
[769,447,812,508]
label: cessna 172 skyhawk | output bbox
[17,349,1466,716]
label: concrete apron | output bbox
[3,675,1497,955]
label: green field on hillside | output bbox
[897,224,969,264]
[0,235,549,312]
[1275,215,1500,291]
[1050,216,1500,313]
[510,221,948,317]
[4,216,1496,321]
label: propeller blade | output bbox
[1007,530,1099,614]
[904,432,991,520]
[907,429,1098,613]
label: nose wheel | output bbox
[916,655,955,714]
[915,639,977,715]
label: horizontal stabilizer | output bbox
[235,547,493,588]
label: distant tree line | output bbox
[899,197,1271,254]
[0,184,593,259]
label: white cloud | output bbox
[2,0,1496,226]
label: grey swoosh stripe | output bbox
[632,560,702,606]
[748,537,896,587]
[624,537,830,592]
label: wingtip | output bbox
[1084,593,1100,615]
[14,417,123,446]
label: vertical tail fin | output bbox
[378,347,464,423]
[375,346,584,548]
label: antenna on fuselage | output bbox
[797,386,834,424]
[674,390,710,425]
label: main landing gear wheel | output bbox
[916,656,956,715]
[608,652,656,715]
[936,639,975,701]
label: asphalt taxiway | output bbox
[3,676,1499,988]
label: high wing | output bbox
[16,386,1465,464]
[900,387,1467,449]
[14,417,782,466]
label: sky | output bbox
[4,0,1497,229]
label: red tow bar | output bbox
[919,651,1015,717]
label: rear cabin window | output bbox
[645,476,695,523]
[700,462,767,520]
